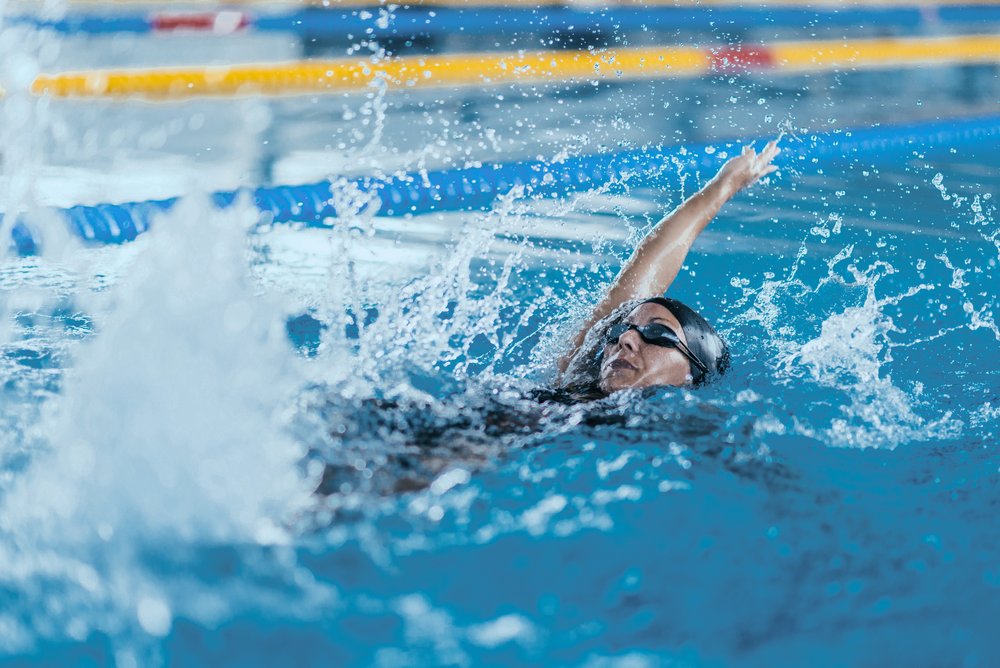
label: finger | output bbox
[742,144,753,156]
[764,164,779,175]
[763,140,780,159]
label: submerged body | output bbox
[313,139,781,499]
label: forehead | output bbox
[627,302,683,330]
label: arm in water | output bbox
[558,140,781,375]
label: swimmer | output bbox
[312,140,781,502]
[557,139,781,396]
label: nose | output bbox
[617,327,641,352]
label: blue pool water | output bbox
[1,13,999,667]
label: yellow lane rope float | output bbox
[30,34,1000,100]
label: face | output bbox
[599,302,695,393]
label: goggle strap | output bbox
[674,339,710,375]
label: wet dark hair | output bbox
[559,296,729,396]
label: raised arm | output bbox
[558,140,780,373]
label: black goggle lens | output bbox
[606,322,679,347]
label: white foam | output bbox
[0,198,316,651]
[466,614,539,649]
[136,595,171,638]
[6,198,310,541]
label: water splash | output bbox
[727,162,998,450]
[0,198,321,659]
[790,263,961,449]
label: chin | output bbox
[599,375,630,394]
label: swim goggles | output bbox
[605,322,710,376]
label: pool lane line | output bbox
[58,0,566,6]
[4,114,999,256]
[50,0,1000,7]
[11,4,1000,37]
[28,34,1000,100]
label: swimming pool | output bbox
[1,7,998,666]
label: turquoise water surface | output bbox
[0,10,999,667]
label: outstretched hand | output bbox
[714,139,781,194]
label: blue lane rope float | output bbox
[267,6,1000,39]
[10,5,1000,39]
[4,114,999,256]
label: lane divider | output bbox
[4,114,998,256]
[49,0,1000,8]
[30,34,1000,100]
[11,4,1000,38]
[59,0,571,6]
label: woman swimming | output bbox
[312,139,782,501]
[557,140,781,396]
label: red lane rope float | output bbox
[708,47,777,72]
[150,12,250,34]
[29,34,1000,100]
